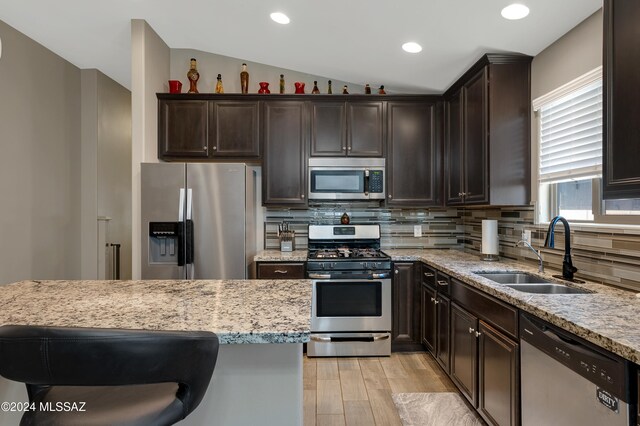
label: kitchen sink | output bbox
[504,283,592,294]
[475,272,550,284]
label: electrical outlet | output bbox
[414,225,422,238]
[522,230,532,244]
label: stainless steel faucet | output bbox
[515,240,544,273]
[544,215,578,280]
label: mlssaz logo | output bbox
[596,388,619,413]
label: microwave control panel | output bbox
[369,170,384,193]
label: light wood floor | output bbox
[304,352,458,426]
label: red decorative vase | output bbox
[294,82,305,94]
[258,82,270,94]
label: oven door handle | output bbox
[308,273,332,279]
[310,334,390,343]
[372,272,390,279]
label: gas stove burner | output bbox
[314,250,340,259]
[309,248,389,260]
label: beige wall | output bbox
[530,9,603,205]
[0,19,82,284]
[80,69,132,280]
[131,20,170,279]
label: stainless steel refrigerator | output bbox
[141,162,257,279]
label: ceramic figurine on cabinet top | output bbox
[240,63,249,94]
[215,74,224,93]
[365,84,371,94]
[342,85,349,94]
[294,82,305,94]
[279,74,285,94]
[378,85,386,94]
[328,80,333,94]
[187,58,199,93]
[258,82,270,94]
[312,81,320,94]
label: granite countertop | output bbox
[0,279,312,345]
[385,248,640,363]
[254,250,308,262]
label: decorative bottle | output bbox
[328,80,333,94]
[215,74,224,94]
[240,63,249,94]
[312,81,320,94]
[365,84,371,94]
[378,85,386,94]
[279,74,285,94]
[187,58,199,93]
[342,85,349,94]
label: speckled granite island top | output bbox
[0,279,312,345]
[385,249,640,364]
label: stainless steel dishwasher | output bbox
[520,313,636,426]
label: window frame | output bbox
[532,67,640,227]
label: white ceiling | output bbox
[0,0,602,93]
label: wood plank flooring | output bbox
[304,352,458,426]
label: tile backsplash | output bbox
[264,205,640,291]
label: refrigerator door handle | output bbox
[178,188,185,222]
[186,188,193,220]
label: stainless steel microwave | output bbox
[308,158,385,200]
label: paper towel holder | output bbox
[481,219,500,261]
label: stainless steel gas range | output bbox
[306,224,391,357]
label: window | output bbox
[534,68,640,225]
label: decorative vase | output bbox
[342,85,349,94]
[328,80,332,94]
[378,85,386,94]
[240,63,249,94]
[294,82,305,94]
[258,82,271,94]
[279,74,285,94]
[215,74,224,94]
[168,80,182,93]
[365,84,371,94]
[187,58,199,93]
[312,81,320,94]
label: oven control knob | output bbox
[320,263,325,270]
[330,262,335,269]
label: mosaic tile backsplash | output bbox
[264,204,640,291]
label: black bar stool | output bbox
[0,325,219,426]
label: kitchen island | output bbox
[0,279,312,426]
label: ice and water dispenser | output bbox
[148,221,193,266]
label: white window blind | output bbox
[538,80,602,183]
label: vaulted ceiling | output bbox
[0,0,602,93]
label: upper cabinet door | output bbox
[446,90,464,205]
[210,101,260,157]
[262,101,308,206]
[158,100,209,158]
[310,102,347,156]
[603,0,640,199]
[347,101,385,156]
[387,101,442,207]
[463,68,489,205]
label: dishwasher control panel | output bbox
[520,313,630,402]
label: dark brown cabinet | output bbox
[478,321,519,426]
[450,302,479,407]
[262,101,308,206]
[309,101,384,157]
[158,99,209,158]
[421,280,437,353]
[209,101,260,157]
[392,262,421,351]
[444,54,532,206]
[435,292,451,373]
[449,278,519,426]
[158,96,262,160]
[387,101,443,207]
[256,262,305,279]
[603,0,640,198]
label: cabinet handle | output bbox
[423,272,435,278]
[437,280,449,287]
[475,331,482,338]
[212,146,217,151]
[430,297,435,302]
[274,270,288,274]
[388,195,392,199]
[469,327,475,334]
[348,146,352,151]
[395,269,399,275]
[342,147,346,151]
[458,192,464,197]
[301,194,305,199]
[204,146,208,150]
[434,300,439,305]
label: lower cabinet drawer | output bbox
[256,263,305,279]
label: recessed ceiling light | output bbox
[501,4,530,20]
[270,12,290,25]
[402,42,422,54]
